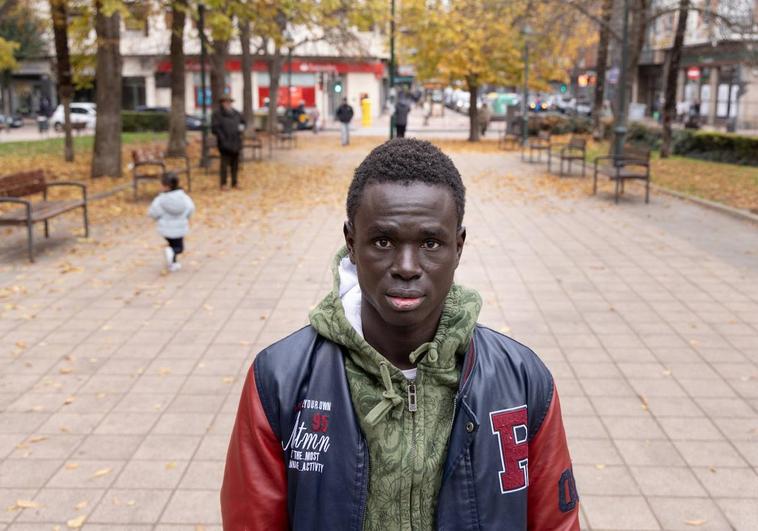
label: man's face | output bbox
[345,181,465,330]
[222,100,232,111]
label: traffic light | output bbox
[560,83,567,94]
[334,81,343,94]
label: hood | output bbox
[309,247,482,425]
[159,190,190,216]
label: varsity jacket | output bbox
[221,325,579,530]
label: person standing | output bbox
[479,101,492,137]
[211,95,245,189]
[336,98,354,146]
[394,98,410,138]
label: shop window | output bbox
[155,72,171,89]
[122,76,146,110]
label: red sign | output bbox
[258,86,315,108]
[157,59,384,78]
[687,67,701,81]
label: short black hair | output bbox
[346,138,465,227]
[161,172,180,191]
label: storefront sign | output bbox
[687,67,701,80]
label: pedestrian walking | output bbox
[148,172,195,272]
[394,98,410,137]
[479,101,491,137]
[221,138,579,530]
[336,98,354,146]
[211,95,245,189]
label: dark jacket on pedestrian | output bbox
[394,100,411,126]
[336,103,354,124]
[211,106,245,154]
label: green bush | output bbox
[626,121,662,149]
[672,130,758,166]
[122,111,168,132]
[527,114,591,135]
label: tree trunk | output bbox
[467,80,479,142]
[210,37,228,109]
[167,0,187,156]
[625,0,648,111]
[267,47,283,134]
[592,0,613,139]
[49,0,74,161]
[91,0,122,178]
[660,0,689,158]
[240,18,253,128]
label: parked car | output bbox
[134,106,205,131]
[50,102,97,131]
[575,99,592,116]
[0,114,23,128]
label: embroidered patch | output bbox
[558,468,579,512]
[283,399,333,473]
[489,405,529,494]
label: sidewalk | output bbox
[0,136,756,530]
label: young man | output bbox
[211,95,245,189]
[336,98,354,146]
[221,138,579,530]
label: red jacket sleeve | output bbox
[527,385,580,530]
[221,367,288,531]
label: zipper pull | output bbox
[407,381,417,412]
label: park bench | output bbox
[521,130,551,163]
[242,131,263,162]
[132,148,191,199]
[499,121,522,150]
[548,136,587,177]
[0,170,88,262]
[593,143,651,204]
[275,119,297,149]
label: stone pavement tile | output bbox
[582,378,636,398]
[667,363,721,379]
[130,376,187,395]
[677,378,737,398]
[568,438,623,466]
[644,396,703,418]
[78,375,135,395]
[604,346,659,363]
[159,489,221,525]
[194,435,230,461]
[628,378,687,398]
[733,441,758,468]
[731,379,758,399]
[0,458,60,488]
[134,434,201,461]
[692,467,758,498]
[94,412,160,435]
[151,413,215,435]
[697,347,748,364]
[615,440,685,466]
[177,460,225,489]
[629,466,707,496]
[573,465,639,496]
[716,498,758,531]
[88,488,172,524]
[572,362,622,379]
[647,496,731,531]
[591,397,649,417]
[37,412,104,435]
[206,414,235,437]
[712,418,758,441]
[674,440,749,468]
[0,413,48,435]
[14,487,104,523]
[47,459,124,489]
[112,393,171,413]
[696,397,756,418]
[0,435,25,460]
[602,416,667,440]
[0,488,36,523]
[562,416,608,440]
[581,495,660,530]
[559,395,594,416]
[617,362,669,380]
[114,460,188,489]
[179,376,236,396]
[164,394,226,415]
[658,417,724,441]
[145,359,199,376]
[74,435,143,460]
[8,434,82,459]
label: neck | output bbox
[361,305,442,370]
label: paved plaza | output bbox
[0,133,757,530]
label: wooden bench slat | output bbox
[0,200,84,223]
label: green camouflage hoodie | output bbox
[309,248,482,531]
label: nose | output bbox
[391,245,422,280]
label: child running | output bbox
[148,172,195,272]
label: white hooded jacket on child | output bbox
[148,189,195,239]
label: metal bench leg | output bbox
[83,203,89,238]
[133,179,138,200]
[615,178,620,204]
[27,218,34,263]
[44,220,49,239]
[645,179,650,203]
[592,169,598,195]
[582,159,586,177]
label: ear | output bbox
[344,221,356,263]
[455,226,466,264]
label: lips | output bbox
[386,289,425,312]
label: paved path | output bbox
[0,135,756,530]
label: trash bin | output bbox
[37,116,49,133]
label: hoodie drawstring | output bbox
[365,362,404,426]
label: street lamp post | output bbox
[521,24,532,146]
[389,0,396,139]
[198,3,209,168]
[613,0,630,159]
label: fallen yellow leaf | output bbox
[685,519,706,527]
[15,499,41,509]
[92,467,112,478]
[74,500,87,510]
[165,461,177,470]
[67,514,86,528]
[65,463,79,470]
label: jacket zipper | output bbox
[407,379,417,531]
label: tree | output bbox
[0,0,46,115]
[91,0,123,178]
[49,0,75,161]
[660,0,688,158]
[167,0,188,156]
[238,11,254,127]
[591,0,612,139]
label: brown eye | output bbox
[375,238,392,249]
[422,240,441,250]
